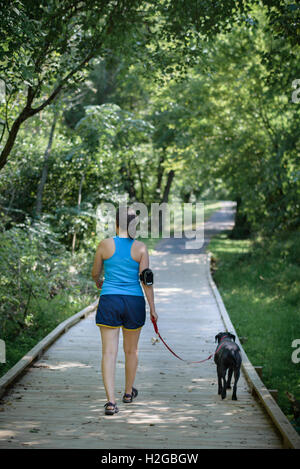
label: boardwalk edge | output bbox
[0,299,98,399]
[206,251,300,450]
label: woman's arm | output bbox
[91,241,104,289]
[139,244,158,322]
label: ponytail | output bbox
[116,206,136,239]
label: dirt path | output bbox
[0,201,282,448]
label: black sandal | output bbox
[122,387,138,403]
[104,401,119,415]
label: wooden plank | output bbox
[254,366,263,379]
[206,252,300,449]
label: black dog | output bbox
[214,332,242,400]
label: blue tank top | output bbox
[100,236,144,297]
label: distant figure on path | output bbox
[92,206,158,415]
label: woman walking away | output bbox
[91,206,158,416]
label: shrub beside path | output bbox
[0,202,283,448]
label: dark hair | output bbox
[116,206,136,239]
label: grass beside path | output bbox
[209,230,300,431]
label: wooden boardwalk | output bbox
[0,204,284,449]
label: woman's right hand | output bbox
[150,309,158,323]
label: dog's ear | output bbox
[229,333,236,342]
[215,333,221,343]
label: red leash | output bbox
[151,317,213,364]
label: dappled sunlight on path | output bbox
[0,202,282,448]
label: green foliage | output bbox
[0,0,255,169]
[149,7,300,235]
[0,218,95,336]
[1,2,298,237]
[0,217,96,377]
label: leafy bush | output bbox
[0,218,97,377]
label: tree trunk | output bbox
[127,166,137,201]
[120,161,137,201]
[35,111,58,217]
[72,173,85,255]
[0,36,103,171]
[132,159,144,203]
[8,185,16,212]
[156,152,165,198]
[0,106,35,170]
[159,169,175,234]
[161,170,175,204]
[181,190,191,203]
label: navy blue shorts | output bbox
[96,294,146,331]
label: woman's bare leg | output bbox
[99,326,120,407]
[122,328,142,395]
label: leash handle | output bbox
[151,316,213,364]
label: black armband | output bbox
[139,268,154,286]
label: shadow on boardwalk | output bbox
[0,201,282,449]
